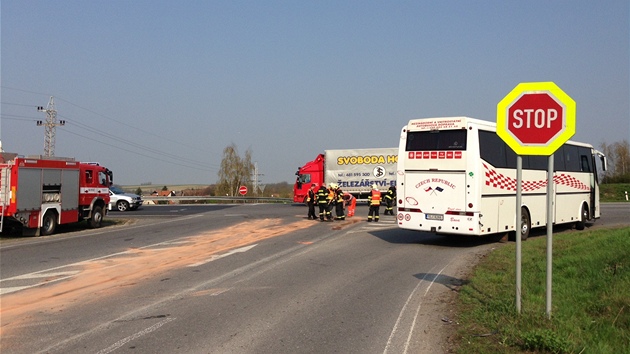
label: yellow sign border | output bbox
[497,82,576,156]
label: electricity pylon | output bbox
[37,96,65,157]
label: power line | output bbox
[2,86,204,153]
[54,96,203,152]
[59,127,217,172]
[1,87,222,173]
[58,116,219,170]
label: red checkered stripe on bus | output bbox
[482,163,590,191]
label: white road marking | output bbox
[4,270,81,280]
[1,286,33,295]
[95,317,176,354]
[0,270,82,295]
[0,215,207,296]
[382,261,453,354]
[187,244,258,267]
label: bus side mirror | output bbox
[595,151,607,171]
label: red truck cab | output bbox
[293,154,324,203]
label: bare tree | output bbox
[613,140,629,179]
[600,139,630,183]
[600,142,615,179]
[217,143,255,196]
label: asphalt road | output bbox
[0,203,627,353]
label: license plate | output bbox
[425,214,444,221]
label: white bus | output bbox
[396,117,606,239]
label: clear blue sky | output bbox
[1,1,628,186]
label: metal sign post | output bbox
[515,156,522,313]
[497,82,576,318]
[546,155,554,317]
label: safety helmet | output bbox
[371,184,377,190]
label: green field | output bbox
[118,184,209,195]
[455,227,630,353]
[600,183,630,202]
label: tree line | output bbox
[167,139,630,198]
[214,143,292,197]
[600,140,630,183]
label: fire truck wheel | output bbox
[41,211,57,236]
[116,200,130,212]
[520,207,531,241]
[89,206,104,228]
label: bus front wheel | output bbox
[576,203,588,230]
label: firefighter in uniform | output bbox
[326,183,336,221]
[383,185,396,215]
[306,184,318,220]
[367,184,381,222]
[332,184,345,220]
[317,184,331,221]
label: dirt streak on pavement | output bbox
[0,218,313,339]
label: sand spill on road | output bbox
[0,218,313,338]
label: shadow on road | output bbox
[367,227,504,248]
[366,218,595,248]
[413,272,470,290]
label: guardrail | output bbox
[143,196,294,204]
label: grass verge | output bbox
[600,183,630,202]
[455,227,630,353]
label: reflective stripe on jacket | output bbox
[317,187,329,203]
[369,190,381,206]
[336,190,344,203]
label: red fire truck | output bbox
[0,153,113,236]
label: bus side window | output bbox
[554,146,566,171]
[564,145,580,172]
[85,170,93,183]
[580,155,591,172]
[578,147,593,172]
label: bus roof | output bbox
[404,116,594,149]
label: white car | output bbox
[109,186,143,212]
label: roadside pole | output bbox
[497,82,576,317]
[546,155,554,318]
[515,156,522,313]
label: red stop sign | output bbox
[498,83,575,156]
[239,186,248,195]
[507,93,564,145]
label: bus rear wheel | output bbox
[520,207,531,241]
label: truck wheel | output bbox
[88,206,104,228]
[116,200,130,212]
[520,207,531,241]
[41,211,57,236]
